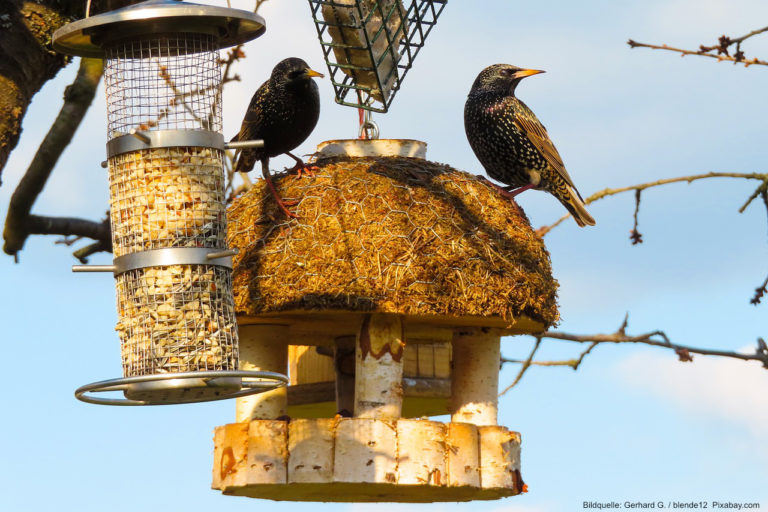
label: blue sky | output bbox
[1,1,767,511]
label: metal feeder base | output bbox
[75,370,288,406]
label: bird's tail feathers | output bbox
[563,185,596,227]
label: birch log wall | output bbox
[212,140,557,502]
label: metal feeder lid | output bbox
[53,0,266,58]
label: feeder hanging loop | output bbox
[358,108,379,140]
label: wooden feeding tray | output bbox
[213,417,523,502]
[211,140,558,501]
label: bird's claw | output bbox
[286,152,318,180]
[289,162,319,179]
[273,196,299,218]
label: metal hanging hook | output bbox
[358,108,380,140]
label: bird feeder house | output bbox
[212,140,559,501]
[52,0,287,404]
[308,0,446,112]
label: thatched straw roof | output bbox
[227,155,559,331]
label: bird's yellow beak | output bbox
[513,68,545,79]
[305,68,325,79]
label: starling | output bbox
[232,57,324,217]
[464,64,595,227]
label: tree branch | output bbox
[3,58,103,258]
[26,213,110,245]
[499,336,541,396]
[628,26,768,67]
[501,342,598,371]
[72,237,112,263]
[537,172,768,236]
[536,172,768,305]
[0,0,140,182]
[542,327,768,366]
[500,315,768,391]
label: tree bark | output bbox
[0,0,138,183]
[3,58,104,257]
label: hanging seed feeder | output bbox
[308,0,446,112]
[211,141,559,501]
[52,0,287,405]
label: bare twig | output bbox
[501,341,598,371]
[700,26,768,50]
[538,171,768,237]
[629,189,643,244]
[627,40,768,67]
[541,316,768,367]
[72,238,112,263]
[500,316,768,391]
[3,58,104,259]
[628,26,768,67]
[751,274,768,305]
[536,172,768,304]
[55,236,83,247]
[219,45,251,200]
[499,336,541,396]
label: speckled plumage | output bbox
[233,58,321,172]
[464,64,595,227]
[232,57,323,217]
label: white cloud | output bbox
[615,348,768,438]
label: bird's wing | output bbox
[234,82,270,142]
[513,102,579,192]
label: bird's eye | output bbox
[500,69,513,77]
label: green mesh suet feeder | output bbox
[53,0,287,405]
[308,0,447,113]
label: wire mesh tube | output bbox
[116,265,237,376]
[104,34,222,135]
[109,147,226,256]
[104,34,239,378]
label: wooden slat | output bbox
[403,343,418,377]
[446,422,480,487]
[289,345,335,385]
[478,426,521,490]
[433,342,451,379]
[288,419,334,483]
[396,419,446,485]
[334,418,397,484]
[246,421,288,484]
[417,343,434,377]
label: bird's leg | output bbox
[261,159,298,218]
[286,152,319,179]
[502,183,536,198]
[482,178,535,201]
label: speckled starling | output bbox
[232,57,323,217]
[464,64,595,227]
